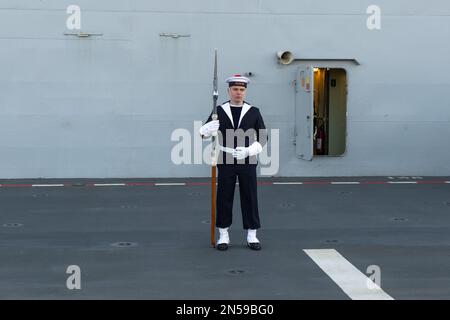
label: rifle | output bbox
[211,49,219,248]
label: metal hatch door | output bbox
[295,65,314,161]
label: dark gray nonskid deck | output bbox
[1,177,450,299]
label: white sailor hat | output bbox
[226,74,250,88]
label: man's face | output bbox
[228,86,247,104]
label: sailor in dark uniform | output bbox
[199,75,268,251]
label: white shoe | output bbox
[247,229,261,250]
[217,228,230,251]
[247,229,259,243]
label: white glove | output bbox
[233,147,249,160]
[233,142,263,160]
[199,120,220,137]
[248,141,263,156]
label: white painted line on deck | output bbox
[154,183,186,186]
[273,182,304,185]
[303,249,394,300]
[387,181,418,184]
[31,184,65,187]
[93,183,126,187]
[331,182,360,185]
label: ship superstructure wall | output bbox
[0,0,449,178]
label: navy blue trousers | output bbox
[216,164,261,230]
